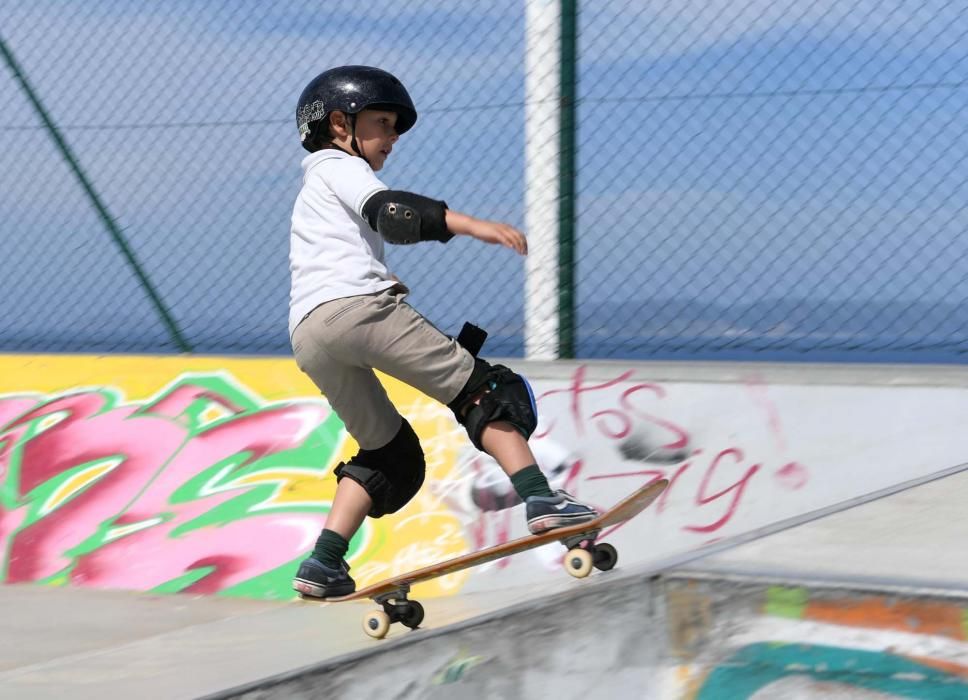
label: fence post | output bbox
[558,0,577,359]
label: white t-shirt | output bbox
[288,149,398,338]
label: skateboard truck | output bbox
[558,529,618,578]
[559,529,601,549]
[364,584,425,639]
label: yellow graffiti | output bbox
[41,457,121,516]
[199,404,232,427]
[105,517,164,542]
[1,354,475,599]
[35,410,68,434]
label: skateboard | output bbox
[300,478,668,639]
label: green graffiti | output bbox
[764,586,808,619]
[432,650,488,685]
[151,568,215,595]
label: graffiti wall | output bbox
[2,355,967,600]
[665,579,968,698]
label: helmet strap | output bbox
[348,113,368,164]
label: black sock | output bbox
[510,464,554,500]
[312,529,349,568]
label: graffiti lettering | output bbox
[1,376,344,597]
[539,366,802,537]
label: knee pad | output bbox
[447,359,538,451]
[334,417,425,518]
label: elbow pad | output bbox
[362,190,453,244]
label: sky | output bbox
[2,0,967,360]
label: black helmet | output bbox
[296,65,417,152]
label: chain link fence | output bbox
[577,1,968,361]
[2,1,967,361]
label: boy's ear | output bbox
[329,110,348,137]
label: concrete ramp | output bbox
[206,463,968,698]
[201,571,968,699]
[5,465,965,699]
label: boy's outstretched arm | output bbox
[446,210,528,256]
[362,189,527,255]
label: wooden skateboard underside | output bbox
[326,478,669,603]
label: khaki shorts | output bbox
[291,286,475,449]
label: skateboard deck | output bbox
[301,478,669,639]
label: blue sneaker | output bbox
[292,557,355,598]
[525,490,599,534]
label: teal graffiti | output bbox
[697,642,968,699]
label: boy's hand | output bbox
[469,220,529,256]
[446,210,528,256]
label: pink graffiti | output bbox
[587,448,761,537]
[0,386,332,593]
[745,373,788,452]
[534,365,689,449]
[776,461,809,490]
[3,392,186,581]
[538,366,807,537]
[71,405,325,592]
[682,448,761,533]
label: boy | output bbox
[289,65,597,597]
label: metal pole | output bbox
[524,0,561,359]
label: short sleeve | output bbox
[317,155,388,217]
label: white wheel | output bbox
[363,610,391,639]
[564,548,594,578]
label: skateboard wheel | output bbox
[363,610,391,640]
[565,548,594,578]
[593,542,618,571]
[401,600,424,629]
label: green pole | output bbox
[558,0,577,359]
[0,34,191,353]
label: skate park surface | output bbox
[2,357,968,698]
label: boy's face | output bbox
[330,109,399,171]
